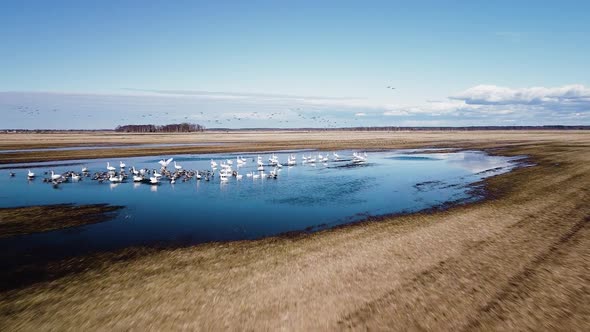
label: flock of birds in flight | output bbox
[9,86,396,128]
[12,152,369,188]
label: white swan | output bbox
[50,171,62,181]
[81,166,89,172]
[287,154,296,166]
[119,161,126,168]
[158,158,174,168]
[132,167,139,175]
[174,161,182,170]
[133,175,144,182]
[352,152,367,163]
[27,169,35,178]
[149,176,159,184]
[219,172,229,181]
[71,173,81,181]
[106,162,116,171]
[109,174,123,183]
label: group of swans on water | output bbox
[16,151,368,186]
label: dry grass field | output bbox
[0,130,589,331]
[0,204,123,238]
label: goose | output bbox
[106,162,116,171]
[27,169,35,178]
[119,161,126,168]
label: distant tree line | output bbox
[114,123,205,133]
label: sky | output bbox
[1,0,589,129]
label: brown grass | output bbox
[0,204,123,238]
[0,131,589,331]
[1,130,585,164]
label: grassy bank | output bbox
[0,204,124,238]
[0,131,589,330]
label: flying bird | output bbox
[158,158,174,167]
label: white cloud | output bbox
[451,84,590,107]
[383,100,479,117]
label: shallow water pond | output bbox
[0,149,521,259]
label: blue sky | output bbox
[1,1,589,129]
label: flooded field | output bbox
[0,149,521,259]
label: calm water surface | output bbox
[0,149,522,260]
